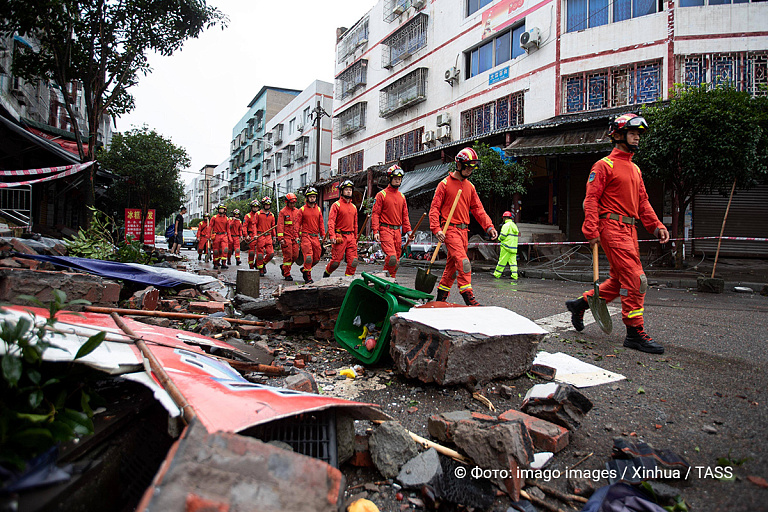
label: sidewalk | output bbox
[399,255,768,293]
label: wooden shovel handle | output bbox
[429,189,462,265]
[592,243,599,282]
[408,212,427,241]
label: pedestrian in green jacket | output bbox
[494,211,519,280]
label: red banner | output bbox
[325,181,340,200]
[125,208,156,245]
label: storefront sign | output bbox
[125,208,156,244]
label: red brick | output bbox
[350,435,374,467]
[498,409,570,453]
[235,324,264,337]
[10,238,37,255]
[185,493,230,512]
[177,288,198,298]
[294,359,306,369]
[315,328,333,340]
[189,301,226,314]
[204,290,228,302]
[284,373,316,393]
[0,258,22,268]
[102,282,121,304]
[266,320,285,330]
[160,299,180,310]
[13,257,39,270]
[291,315,311,326]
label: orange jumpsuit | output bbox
[277,205,301,278]
[243,210,259,268]
[372,185,412,278]
[196,219,209,257]
[228,217,243,263]
[296,204,325,272]
[325,198,359,276]
[254,209,276,272]
[208,214,231,266]
[582,148,664,328]
[429,174,493,295]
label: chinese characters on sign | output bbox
[489,66,510,85]
[326,181,341,200]
[125,209,156,245]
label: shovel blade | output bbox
[588,281,613,334]
[415,266,438,294]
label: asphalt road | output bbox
[187,253,768,511]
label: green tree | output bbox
[0,0,226,216]
[636,85,768,268]
[97,126,188,244]
[465,142,531,219]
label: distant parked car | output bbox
[155,234,167,246]
[181,229,197,250]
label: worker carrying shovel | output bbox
[371,165,412,278]
[565,113,669,354]
[323,180,359,278]
[429,147,498,306]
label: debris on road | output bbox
[521,382,594,430]
[533,351,625,388]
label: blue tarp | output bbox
[12,254,216,288]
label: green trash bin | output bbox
[334,272,434,364]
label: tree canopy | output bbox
[468,141,531,218]
[97,126,188,243]
[0,0,226,211]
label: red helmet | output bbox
[455,147,479,164]
[608,114,648,139]
[502,211,513,218]
[261,196,272,204]
[387,164,405,179]
[250,198,260,207]
[285,193,297,202]
[233,209,240,215]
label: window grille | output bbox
[385,128,424,162]
[384,0,411,23]
[460,91,525,139]
[380,68,428,117]
[382,13,428,68]
[680,51,767,97]
[337,19,369,61]
[334,102,367,139]
[562,60,661,113]
[338,150,364,175]
[336,60,368,100]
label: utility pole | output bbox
[311,100,330,184]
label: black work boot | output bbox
[435,289,449,302]
[323,270,331,278]
[624,325,665,354]
[461,290,481,306]
[566,297,589,332]
[284,275,293,281]
[302,270,314,284]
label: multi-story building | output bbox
[229,86,302,202]
[184,164,216,220]
[261,80,334,203]
[332,0,767,251]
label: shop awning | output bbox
[399,163,451,199]
[505,127,611,157]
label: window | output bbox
[562,60,661,113]
[681,0,754,5]
[681,52,767,97]
[337,60,368,100]
[467,0,493,16]
[286,179,293,192]
[338,150,364,175]
[300,173,307,187]
[460,91,525,138]
[380,68,428,117]
[275,152,282,170]
[303,107,311,126]
[382,13,428,68]
[337,19,369,61]
[289,118,296,133]
[334,102,367,139]
[467,24,525,78]
[385,128,424,163]
[566,0,657,33]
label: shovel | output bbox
[414,189,462,293]
[401,212,427,262]
[588,244,613,334]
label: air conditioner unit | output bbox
[392,4,405,15]
[423,130,435,143]
[413,0,427,9]
[297,123,304,132]
[436,113,451,126]
[444,67,460,85]
[520,27,541,50]
[437,125,451,140]
[330,169,338,177]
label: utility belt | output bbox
[303,233,320,238]
[213,232,227,235]
[335,230,354,235]
[381,223,401,230]
[450,223,469,229]
[599,212,637,226]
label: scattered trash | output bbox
[339,368,358,379]
[521,383,593,430]
[734,286,754,293]
[606,438,691,484]
[530,452,553,469]
[532,351,625,388]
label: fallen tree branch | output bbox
[472,392,496,412]
[85,306,267,326]
[373,420,472,464]
[526,479,588,504]
[519,490,569,512]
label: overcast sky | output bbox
[115,0,374,184]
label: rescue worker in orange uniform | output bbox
[429,147,498,306]
[296,187,325,284]
[196,212,210,261]
[372,165,413,278]
[565,113,670,354]
[209,204,231,270]
[254,196,276,276]
[227,209,243,266]
[243,198,260,269]
[323,180,359,278]
[277,193,300,281]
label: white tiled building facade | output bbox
[331,0,767,172]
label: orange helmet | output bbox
[503,211,513,218]
[285,193,297,202]
[455,147,479,164]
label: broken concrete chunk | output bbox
[189,301,226,314]
[0,268,119,307]
[426,410,496,443]
[368,421,420,479]
[283,372,318,394]
[521,383,593,431]
[435,457,496,510]
[390,306,545,385]
[396,448,443,489]
[530,363,556,380]
[498,409,570,453]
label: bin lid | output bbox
[361,272,434,301]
